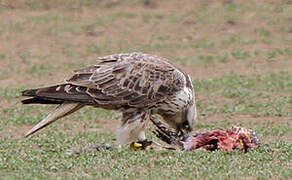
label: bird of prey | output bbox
[22,52,197,145]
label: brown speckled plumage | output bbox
[22,52,197,145]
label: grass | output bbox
[0,0,291,179]
[195,72,291,117]
[0,71,291,179]
[0,136,291,179]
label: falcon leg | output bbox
[138,130,146,141]
[116,121,148,145]
[116,110,151,149]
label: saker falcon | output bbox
[22,52,197,145]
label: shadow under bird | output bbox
[22,52,197,145]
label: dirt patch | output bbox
[0,124,30,139]
[177,59,291,80]
[0,116,118,139]
[202,113,292,124]
[1,0,291,87]
[68,117,118,135]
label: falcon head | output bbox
[162,102,197,134]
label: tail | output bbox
[21,84,95,105]
[22,89,64,104]
[21,84,92,137]
[25,102,84,137]
[22,97,63,104]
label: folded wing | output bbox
[22,53,186,109]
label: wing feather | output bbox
[23,53,186,108]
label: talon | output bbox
[130,140,153,150]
